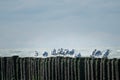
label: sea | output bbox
[0,47,120,59]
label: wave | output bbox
[0,47,120,58]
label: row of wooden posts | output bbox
[0,56,120,80]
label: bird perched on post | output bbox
[91,49,102,58]
[34,51,39,57]
[69,49,75,55]
[94,50,102,56]
[74,53,81,58]
[103,49,110,58]
[59,48,64,55]
[43,51,48,57]
[51,48,57,55]
[90,49,97,58]
[64,49,69,55]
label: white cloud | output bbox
[0,0,120,48]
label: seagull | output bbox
[90,49,97,58]
[57,48,65,55]
[60,48,64,55]
[51,49,57,55]
[90,49,102,58]
[75,53,81,58]
[92,49,97,55]
[69,49,75,55]
[34,51,39,57]
[57,48,61,54]
[94,50,102,57]
[43,51,48,57]
[64,49,69,55]
[103,49,110,58]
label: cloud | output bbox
[0,0,120,48]
[0,0,118,12]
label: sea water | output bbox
[0,47,120,59]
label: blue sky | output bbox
[0,0,120,48]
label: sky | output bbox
[0,0,120,48]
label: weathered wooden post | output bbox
[118,59,120,80]
[70,58,74,80]
[77,58,80,80]
[38,58,42,80]
[115,59,119,80]
[37,58,40,80]
[100,58,103,80]
[20,58,23,80]
[79,58,85,80]
[67,57,71,80]
[107,59,112,80]
[64,57,67,80]
[12,56,19,80]
[30,57,33,80]
[42,58,46,80]
[3,57,7,80]
[73,58,76,80]
[47,57,52,80]
[85,58,88,80]
[33,58,36,80]
[51,57,55,80]
[111,58,116,80]
[90,58,95,80]
[19,58,22,80]
[102,58,108,80]
[0,57,3,80]
[60,57,64,80]
[40,58,44,80]
[95,58,101,80]
[57,57,61,80]
[0,57,1,80]
[5,57,9,80]
[16,57,20,80]
[23,58,26,80]
[87,58,91,80]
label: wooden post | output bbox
[79,58,85,80]
[74,58,77,80]
[115,59,119,80]
[102,58,108,80]
[95,58,101,80]
[67,58,71,80]
[111,59,116,80]
[60,57,64,80]
[107,59,112,80]
[77,58,80,80]
[51,58,55,80]
[90,58,95,80]
[100,58,103,80]
[0,57,4,80]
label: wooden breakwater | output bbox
[0,56,120,80]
